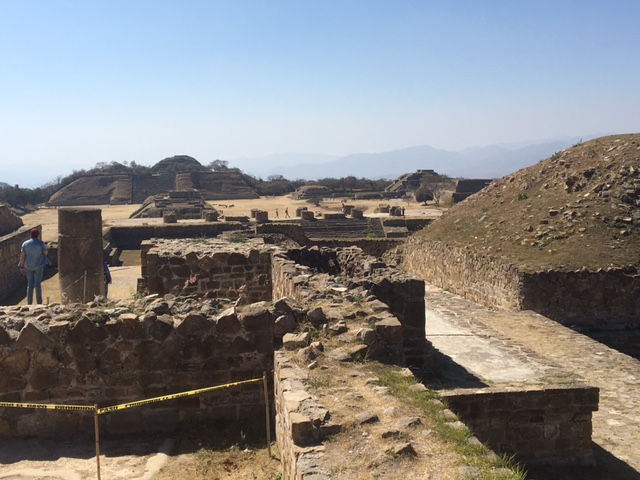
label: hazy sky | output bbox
[2,1,639,187]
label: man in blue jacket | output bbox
[19,228,49,305]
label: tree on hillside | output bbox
[208,160,229,171]
[415,173,452,205]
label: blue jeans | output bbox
[26,266,45,305]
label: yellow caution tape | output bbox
[0,402,94,411]
[0,377,263,415]
[97,378,263,415]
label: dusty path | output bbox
[426,284,640,479]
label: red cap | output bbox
[30,228,40,238]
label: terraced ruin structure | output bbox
[392,133,640,475]
[1,230,605,477]
[2,134,640,478]
[47,155,259,206]
[384,169,492,204]
[129,190,220,220]
[397,134,640,330]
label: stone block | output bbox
[176,313,213,337]
[274,313,296,336]
[290,412,315,446]
[254,210,268,223]
[16,323,51,349]
[239,302,273,332]
[375,317,403,344]
[163,212,177,223]
[66,316,109,343]
[1,349,30,375]
[215,308,241,334]
[119,316,147,340]
[147,317,174,341]
[283,332,310,350]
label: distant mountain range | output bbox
[227,135,602,181]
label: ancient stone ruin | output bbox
[0,205,24,237]
[129,190,220,220]
[0,229,602,475]
[291,185,332,200]
[0,240,435,435]
[47,156,259,206]
[398,134,640,328]
[384,170,491,203]
[57,208,104,303]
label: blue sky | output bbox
[1,1,639,187]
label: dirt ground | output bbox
[1,196,447,480]
[21,195,443,243]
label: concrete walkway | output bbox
[425,284,640,478]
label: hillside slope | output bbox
[417,134,640,272]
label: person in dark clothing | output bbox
[103,261,112,298]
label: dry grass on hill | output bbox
[419,134,640,272]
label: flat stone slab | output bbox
[425,283,640,474]
[426,307,548,384]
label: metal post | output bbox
[263,372,272,458]
[94,405,101,480]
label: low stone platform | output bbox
[426,284,640,474]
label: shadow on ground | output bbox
[420,349,489,390]
[581,328,640,360]
[526,444,640,480]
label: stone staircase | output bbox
[301,217,385,239]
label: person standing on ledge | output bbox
[103,260,112,298]
[19,228,49,305]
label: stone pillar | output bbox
[390,206,402,216]
[58,208,104,304]
[254,210,269,223]
[301,211,315,220]
[203,211,219,221]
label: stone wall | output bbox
[400,236,640,326]
[0,226,34,304]
[0,299,274,437]
[442,386,599,465]
[0,205,24,236]
[138,238,274,303]
[270,246,436,370]
[521,269,640,326]
[399,237,522,311]
[274,352,336,480]
[104,223,244,249]
[254,223,309,246]
[312,238,402,257]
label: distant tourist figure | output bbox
[19,228,49,305]
[275,208,279,219]
[103,261,112,298]
[284,207,290,218]
[401,207,405,216]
